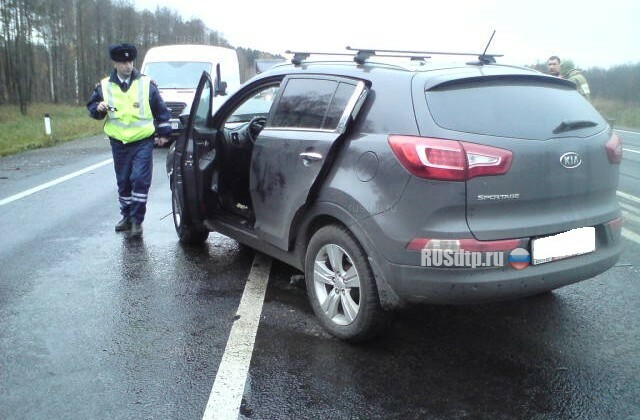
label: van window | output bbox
[144,62,212,89]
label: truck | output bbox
[140,44,241,139]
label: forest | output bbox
[1,0,638,116]
[0,0,274,114]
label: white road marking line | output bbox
[617,190,640,205]
[620,203,640,217]
[0,158,113,206]
[622,228,640,245]
[202,253,272,420]
[616,129,640,134]
[623,148,640,155]
[622,210,640,228]
[612,191,640,244]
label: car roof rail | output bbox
[350,31,502,65]
[285,48,433,66]
[286,31,503,66]
[285,50,353,65]
[345,47,502,65]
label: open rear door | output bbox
[250,76,368,250]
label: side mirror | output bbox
[214,63,227,96]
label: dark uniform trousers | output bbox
[110,137,154,224]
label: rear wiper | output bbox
[552,120,598,134]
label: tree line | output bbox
[0,0,278,114]
[529,61,640,104]
[1,0,638,115]
[584,64,639,104]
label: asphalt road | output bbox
[0,131,639,420]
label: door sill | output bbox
[204,217,302,270]
[207,210,255,233]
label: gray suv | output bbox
[168,49,623,341]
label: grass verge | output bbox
[591,98,640,129]
[0,103,103,157]
[0,99,637,158]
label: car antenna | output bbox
[475,30,498,64]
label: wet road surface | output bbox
[0,133,639,419]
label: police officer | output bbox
[87,43,171,237]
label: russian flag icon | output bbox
[509,248,531,270]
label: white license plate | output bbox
[171,121,179,130]
[531,227,595,265]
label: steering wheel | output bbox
[247,116,267,143]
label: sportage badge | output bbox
[560,152,582,169]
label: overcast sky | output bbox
[132,0,638,69]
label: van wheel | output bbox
[305,225,390,342]
[171,181,209,245]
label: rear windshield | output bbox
[425,78,605,139]
[143,62,212,89]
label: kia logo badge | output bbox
[560,152,582,169]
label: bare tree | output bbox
[0,0,301,110]
[1,0,37,114]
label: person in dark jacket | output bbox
[87,43,171,237]
[547,55,591,100]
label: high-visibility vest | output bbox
[101,76,155,143]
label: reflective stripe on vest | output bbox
[101,76,155,143]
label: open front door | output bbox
[250,76,368,251]
[170,72,217,243]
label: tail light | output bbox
[388,135,513,181]
[407,237,522,251]
[605,133,622,164]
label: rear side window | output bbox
[270,78,356,131]
[425,79,605,139]
[323,83,355,129]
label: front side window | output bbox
[193,78,211,129]
[226,85,279,125]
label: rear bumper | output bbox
[372,239,622,305]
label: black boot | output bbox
[115,217,131,232]
[130,223,143,238]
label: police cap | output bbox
[109,43,137,62]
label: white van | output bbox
[141,44,241,137]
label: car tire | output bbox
[171,181,209,245]
[305,225,391,342]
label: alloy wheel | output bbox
[313,244,361,325]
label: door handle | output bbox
[300,152,323,162]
